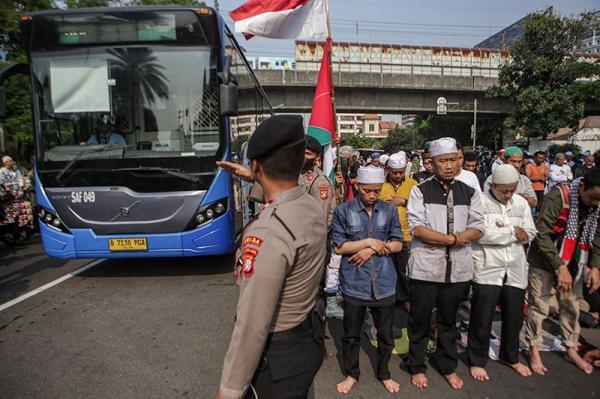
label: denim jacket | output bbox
[331,197,403,300]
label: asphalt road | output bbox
[1,239,599,399]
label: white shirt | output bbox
[548,164,573,190]
[455,169,482,193]
[472,191,537,289]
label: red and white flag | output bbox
[230,0,329,40]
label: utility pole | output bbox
[214,0,219,12]
[355,22,359,43]
[472,98,478,148]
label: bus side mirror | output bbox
[220,82,238,117]
[0,87,6,118]
[219,55,238,117]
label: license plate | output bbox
[109,238,148,252]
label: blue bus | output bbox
[0,6,272,258]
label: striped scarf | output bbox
[558,178,600,283]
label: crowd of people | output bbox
[0,155,34,243]
[214,115,599,399]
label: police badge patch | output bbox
[241,247,259,277]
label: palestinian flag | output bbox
[307,37,337,182]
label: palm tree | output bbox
[107,48,170,105]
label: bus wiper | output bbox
[56,146,120,184]
[113,167,201,184]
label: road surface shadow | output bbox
[78,254,234,278]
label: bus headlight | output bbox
[37,206,70,233]
[187,199,228,231]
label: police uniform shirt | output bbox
[301,166,336,227]
[248,166,336,228]
[219,185,327,399]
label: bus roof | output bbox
[24,6,219,17]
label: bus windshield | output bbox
[31,45,223,192]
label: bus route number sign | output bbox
[109,238,148,252]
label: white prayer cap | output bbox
[357,166,385,184]
[387,151,407,169]
[379,154,390,166]
[2,155,13,163]
[492,164,519,185]
[429,137,458,158]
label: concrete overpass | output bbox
[233,41,600,116]
[238,69,510,115]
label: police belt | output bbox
[268,317,312,342]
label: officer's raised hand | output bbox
[217,161,254,182]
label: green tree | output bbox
[490,12,600,138]
[340,134,381,150]
[415,114,505,150]
[548,143,581,157]
[381,127,424,153]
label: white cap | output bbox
[357,166,385,184]
[565,151,573,156]
[2,156,13,163]
[387,151,407,169]
[379,154,390,166]
[492,164,520,185]
[429,137,458,158]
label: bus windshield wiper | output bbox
[113,167,201,184]
[56,146,122,184]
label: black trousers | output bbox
[534,190,545,212]
[246,319,324,399]
[407,279,469,375]
[342,298,395,381]
[393,243,411,303]
[467,283,525,367]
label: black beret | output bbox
[247,115,305,160]
[305,135,322,154]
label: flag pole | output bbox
[325,0,344,203]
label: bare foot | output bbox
[565,348,594,375]
[411,373,428,389]
[444,373,464,390]
[529,347,548,375]
[336,376,358,394]
[381,378,400,394]
[469,366,490,381]
[510,362,532,377]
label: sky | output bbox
[215,0,598,58]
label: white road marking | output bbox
[0,259,105,312]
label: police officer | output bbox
[302,135,336,227]
[216,115,328,399]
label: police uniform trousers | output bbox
[245,317,324,399]
[406,279,469,375]
[467,282,525,367]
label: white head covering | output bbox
[379,154,390,166]
[357,166,385,184]
[2,156,13,163]
[387,151,407,169]
[429,137,458,158]
[492,164,519,185]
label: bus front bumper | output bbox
[39,215,234,259]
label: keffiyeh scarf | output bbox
[558,178,600,284]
